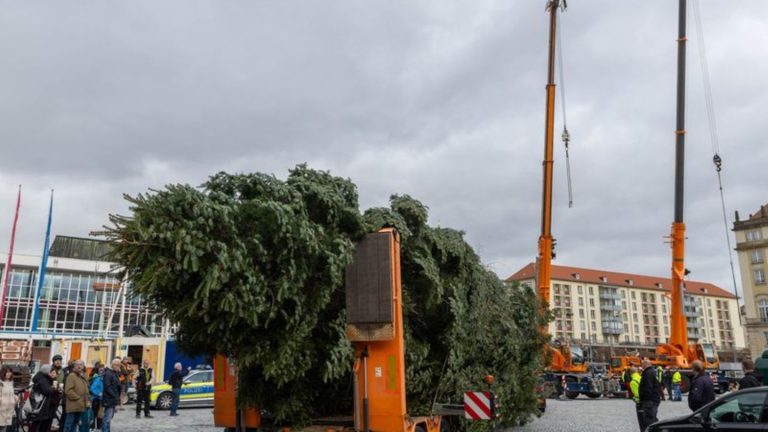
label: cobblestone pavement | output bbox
[512,396,693,432]
[106,406,217,431]
[104,396,695,432]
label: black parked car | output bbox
[648,387,768,432]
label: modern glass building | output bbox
[0,236,163,338]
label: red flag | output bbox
[0,185,22,329]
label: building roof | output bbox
[506,263,736,299]
[749,204,768,221]
[49,235,113,261]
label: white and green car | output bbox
[150,369,214,410]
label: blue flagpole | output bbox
[30,190,54,332]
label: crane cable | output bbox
[556,8,573,208]
[692,0,743,323]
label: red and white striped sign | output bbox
[464,391,493,420]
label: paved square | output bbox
[512,396,694,432]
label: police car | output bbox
[150,369,214,410]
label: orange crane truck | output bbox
[534,0,623,401]
[213,228,471,432]
[609,0,727,395]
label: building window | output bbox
[755,269,766,285]
[579,309,584,318]
[590,310,596,319]
[752,250,765,264]
[578,297,584,306]
[577,286,583,294]
[632,302,637,311]
[663,315,668,324]
[589,286,594,295]
[634,324,639,333]
[747,230,763,241]
[591,322,596,331]
[759,298,768,323]
[589,298,595,307]
[631,291,636,300]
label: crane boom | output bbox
[669,0,689,353]
[537,0,562,307]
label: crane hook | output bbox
[713,153,722,173]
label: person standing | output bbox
[101,359,122,432]
[0,366,17,432]
[89,363,104,431]
[739,359,764,389]
[688,360,715,412]
[629,367,643,432]
[119,357,132,410]
[63,360,90,432]
[662,366,673,400]
[656,366,665,401]
[638,359,661,430]
[134,359,154,419]
[168,363,188,417]
[29,365,58,432]
[671,367,682,401]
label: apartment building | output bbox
[507,263,745,351]
[734,203,768,360]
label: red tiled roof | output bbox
[749,204,768,221]
[506,263,736,299]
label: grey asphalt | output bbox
[512,396,693,432]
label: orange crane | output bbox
[610,0,721,393]
[536,0,585,376]
[654,0,720,376]
[535,1,617,400]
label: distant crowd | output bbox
[0,356,189,432]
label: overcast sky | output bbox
[1,1,766,297]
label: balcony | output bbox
[684,309,702,319]
[602,321,623,335]
[600,303,623,312]
[599,291,622,301]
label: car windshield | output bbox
[708,391,766,424]
[701,344,717,364]
[571,347,584,365]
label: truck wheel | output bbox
[564,391,579,399]
[586,392,601,399]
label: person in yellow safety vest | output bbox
[656,366,665,401]
[671,367,682,401]
[629,367,643,432]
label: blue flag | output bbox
[30,190,54,332]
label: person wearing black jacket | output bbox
[168,363,189,417]
[688,360,715,412]
[638,359,661,431]
[101,358,122,432]
[134,359,154,419]
[29,365,59,432]
[739,360,764,389]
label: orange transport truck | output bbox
[214,228,467,432]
